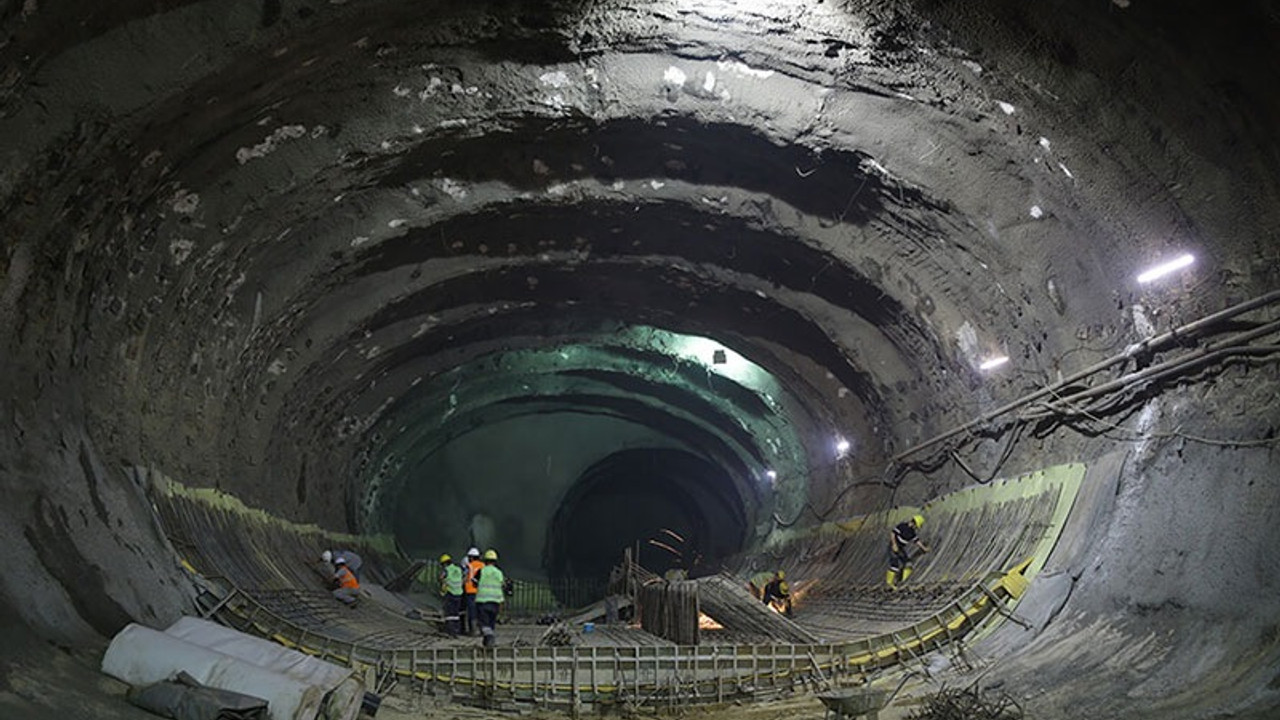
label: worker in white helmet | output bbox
[331,557,360,607]
[462,547,483,636]
[321,548,364,580]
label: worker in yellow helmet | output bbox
[886,514,929,589]
[761,571,793,617]
[474,549,506,647]
[438,554,464,636]
[747,569,785,601]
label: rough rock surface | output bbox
[0,1,1277,717]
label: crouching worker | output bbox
[322,549,364,581]
[761,573,793,617]
[474,549,506,648]
[439,554,464,636]
[887,514,929,589]
[748,570,783,601]
[332,557,360,606]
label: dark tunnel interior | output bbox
[544,447,749,582]
[1,0,1279,718]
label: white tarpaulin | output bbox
[102,624,325,720]
[164,617,362,720]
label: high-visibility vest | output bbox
[476,564,506,604]
[335,565,359,590]
[441,563,464,596]
[465,559,484,594]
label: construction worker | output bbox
[463,547,483,635]
[331,557,360,606]
[887,514,929,589]
[761,573,793,617]
[748,570,783,601]
[322,549,364,580]
[439,554,464,636]
[474,549,506,648]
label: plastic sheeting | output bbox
[164,617,362,720]
[128,672,268,720]
[102,624,325,720]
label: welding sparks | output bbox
[979,355,1010,371]
[647,539,682,557]
[1136,253,1195,284]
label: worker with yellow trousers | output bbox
[887,514,929,588]
[474,549,506,648]
[439,554,464,636]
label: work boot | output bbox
[885,570,897,589]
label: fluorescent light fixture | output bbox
[1136,253,1194,284]
[979,355,1010,371]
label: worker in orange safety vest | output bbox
[463,547,484,635]
[332,557,360,606]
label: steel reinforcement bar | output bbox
[198,560,1032,711]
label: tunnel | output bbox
[1,0,1278,718]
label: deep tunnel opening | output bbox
[544,448,749,591]
[2,1,1278,717]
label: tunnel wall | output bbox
[0,2,1277,719]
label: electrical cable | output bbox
[890,290,1280,464]
[1029,385,1280,449]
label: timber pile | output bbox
[694,574,819,644]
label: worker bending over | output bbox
[748,570,784,600]
[331,557,360,606]
[761,573,793,617]
[438,554,464,635]
[887,514,929,589]
[474,549,506,648]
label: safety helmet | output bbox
[776,570,785,580]
[913,514,925,528]
[334,557,347,565]
[467,547,480,557]
[321,550,333,563]
[440,554,452,564]
[483,549,498,561]
[779,581,790,593]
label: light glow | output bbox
[979,355,1010,371]
[765,469,778,481]
[835,438,851,457]
[1136,253,1195,284]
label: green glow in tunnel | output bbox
[358,325,813,545]
[634,328,780,400]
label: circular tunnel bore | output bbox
[2,2,1279,719]
[545,448,749,586]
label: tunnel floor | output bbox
[129,461,1087,714]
